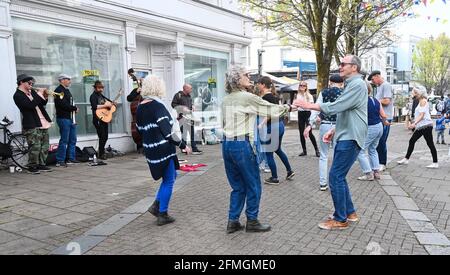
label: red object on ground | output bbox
[179,164,207,172]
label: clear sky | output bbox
[395,0,450,39]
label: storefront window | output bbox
[12,18,125,138]
[184,47,228,133]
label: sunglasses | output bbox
[299,85,307,87]
[27,81,34,86]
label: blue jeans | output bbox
[319,123,334,187]
[437,130,445,143]
[255,116,268,167]
[56,118,77,163]
[329,140,360,222]
[376,120,392,165]
[264,122,292,179]
[223,140,261,221]
[156,159,177,213]
[358,123,383,173]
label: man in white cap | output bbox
[54,74,79,167]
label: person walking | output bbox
[136,75,192,226]
[296,81,319,157]
[357,82,389,181]
[397,88,439,168]
[294,55,368,230]
[256,76,295,185]
[222,66,296,234]
[304,74,344,191]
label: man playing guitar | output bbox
[90,80,114,160]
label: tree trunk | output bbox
[316,56,331,94]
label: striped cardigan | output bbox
[136,100,186,180]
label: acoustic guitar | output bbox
[95,89,124,123]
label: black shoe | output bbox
[38,165,53,172]
[264,177,280,185]
[246,220,271,233]
[226,221,244,234]
[299,152,307,157]
[437,141,440,144]
[157,212,176,226]
[286,171,295,180]
[99,154,107,160]
[315,151,320,158]
[27,166,40,175]
[148,201,159,217]
[192,149,203,155]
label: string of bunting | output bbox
[358,0,449,24]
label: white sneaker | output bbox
[426,163,439,169]
[379,164,387,171]
[397,158,409,165]
[320,185,328,191]
[264,168,271,173]
[358,174,374,181]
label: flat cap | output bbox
[368,70,381,81]
[329,74,344,83]
[58,74,71,81]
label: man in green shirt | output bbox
[294,55,368,230]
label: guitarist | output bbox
[90,80,114,160]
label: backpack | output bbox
[0,142,12,158]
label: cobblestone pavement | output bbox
[387,124,450,253]
[1,122,447,255]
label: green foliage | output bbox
[412,34,450,95]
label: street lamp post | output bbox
[258,49,265,77]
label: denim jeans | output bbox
[156,159,177,213]
[376,120,392,165]
[319,123,334,187]
[358,123,383,173]
[437,130,445,143]
[255,116,268,167]
[329,140,360,222]
[56,118,77,163]
[223,140,261,221]
[264,122,292,179]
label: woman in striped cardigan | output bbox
[136,75,192,226]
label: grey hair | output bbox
[349,55,362,72]
[225,65,247,93]
[412,87,427,99]
[141,75,166,98]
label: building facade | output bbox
[0,0,252,152]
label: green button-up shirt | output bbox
[221,90,289,143]
[320,74,368,149]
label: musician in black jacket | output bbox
[54,74,79,167]
[171,84,202,155]
[13,74,52,174]
[90,81,113,160]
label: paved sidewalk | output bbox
[0,123,445,255]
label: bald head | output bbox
[183,84,192,95]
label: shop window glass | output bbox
[12,18,125,138]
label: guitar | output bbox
[95,89,124,123]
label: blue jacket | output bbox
[435,117,450,131]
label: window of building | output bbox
[12,18,125,138]
[184,47,229,132]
